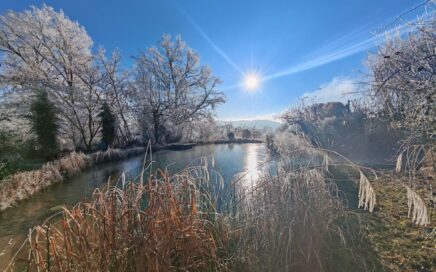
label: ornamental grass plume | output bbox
[358,171,376,212]
[404,185,430,226]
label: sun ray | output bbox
[179,8,243,74]
[263,16,425,81]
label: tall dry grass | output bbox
[227,129,377,271]
[25,166,230,272]
[231,168,349,271]
[58,151,90,177]
[271,127,434,228]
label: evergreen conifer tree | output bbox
[29,90,59,160]
[99,102,116,148]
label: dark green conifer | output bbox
[99,102,116,148]
[29,90,59,160]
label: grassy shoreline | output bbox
[0,147,145,212]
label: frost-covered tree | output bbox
[98,49,134,144]
[0,5,93,86]
[0,5,102,150]
[367,5,436,173]
[0,7,226,148]
[179,119,221,142]
[132,35,225,143]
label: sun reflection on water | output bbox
[244,144,261,187]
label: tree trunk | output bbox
[153,111,161,144]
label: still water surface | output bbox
[0,143,268,268]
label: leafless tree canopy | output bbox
[367,8,436,147]
[132,35,225,143]
[0,6,225,149]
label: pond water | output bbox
[0,143,382,271]
[0,143,269,269]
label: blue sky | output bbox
[0,0,424,120]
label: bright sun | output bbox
[243,73,261,91]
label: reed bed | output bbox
[20,164,360,271]
[90,147,131,163]
[0,150,88,212]
[228,138,381,271]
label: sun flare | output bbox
[243,73,261,91]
